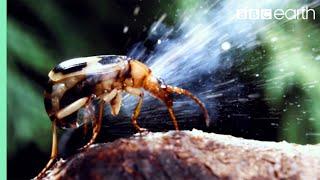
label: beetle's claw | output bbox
[78,146,88,153]
[79,142,94,152]
[135,128,149,136]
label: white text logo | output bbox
[236,7,316,20]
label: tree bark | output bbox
[43,130,320,180]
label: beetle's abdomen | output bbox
[44,75,102,127]
[60,76,97,109]
[44,55,132,128]
[49,55,129,82]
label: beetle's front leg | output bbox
[125,87,147,132]
[165,101,179,130]
[166,85,210,127]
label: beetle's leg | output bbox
[80,95,96,135]
[132,94,146,132]
[56,97,89,120]
[81,90,117,150]
[125,87,146,132]
[166,85,210,126]
[35,120,58,179]
[81,100,105,150]
[165,102,179,130]
[36,96,94,178]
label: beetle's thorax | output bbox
[142,74,171,102]
[127,60,169,100]
[128,60,151,88]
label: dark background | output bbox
[8,0,320,179]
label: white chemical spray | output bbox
[106,0,320,138]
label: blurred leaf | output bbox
[8,19,55,73]
[8,65,50,158]
[264,19,320,143]
[18,0,91,56]
[177,0,200,10]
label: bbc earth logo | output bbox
[236,7,316,20]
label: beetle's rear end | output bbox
[43,55,130,129]
[44,77,93,128]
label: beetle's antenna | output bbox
[166,85,210,127]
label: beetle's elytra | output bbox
[36,55,209,179]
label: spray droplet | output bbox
[142,26,147,32]
[123,26,129,34]
[133,6,140,16]
[157,39,162,44]
[221,41,231,51]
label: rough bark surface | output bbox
[43,130,320,180]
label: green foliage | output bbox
[263,12,320,143]
[8,19,55,73]
[18,0,91,56]
[7,66,50,157]
[7,18,55,157]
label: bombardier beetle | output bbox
[36,55,209,179]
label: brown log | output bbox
[43,130,320,180]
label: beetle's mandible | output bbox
[36,55,209,179]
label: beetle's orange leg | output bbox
[35,121,58,179]
[131,93,147,132]
[80,95,96,135]
[81,89,119,150]
[166,85,210,127]
[81,100,105,150]
[125,87,147,132]
[166,103,179,130]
